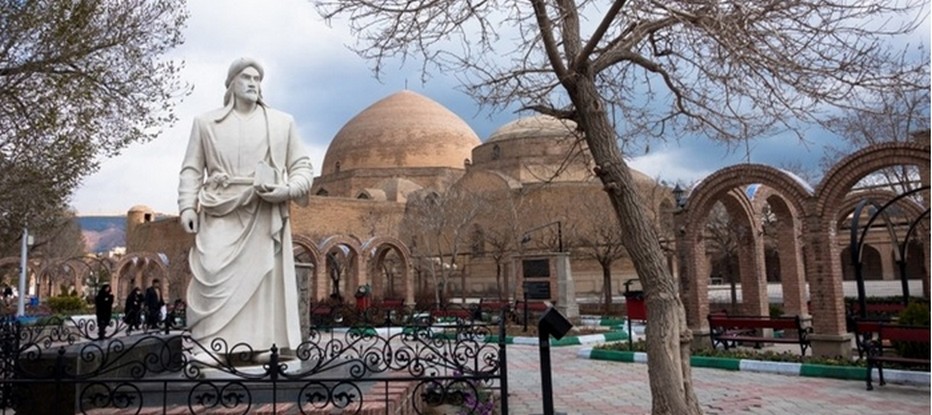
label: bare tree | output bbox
[821,68,930,194]
[0,0,189,253]
[402,187,487,304]
[566,192,627,313]
[316,1,927,412]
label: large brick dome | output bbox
[321,91,481,175]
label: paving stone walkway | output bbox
[504,343,930,415]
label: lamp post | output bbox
[672,183,686,210]
[17,227,33,317]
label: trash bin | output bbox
[624,291,646,321]
[354,284,371,311]
[623,279,646,321]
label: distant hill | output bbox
[78,216,125,254]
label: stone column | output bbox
[802,210,853,358]
[554,253,578,319]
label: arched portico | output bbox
[112,253,169,305]
[677,164,811,339]
[361,236,414,306]
[317,235,364,303]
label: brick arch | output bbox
[760,191,808,317]
[292,234,322,300]
[802,142,930,350]
[684,164,812,223]
[112,252,169,304]
[719,190,768,317]
[318,234,364,301]
[814,142,930,219]
[362,236,414,306]
[679,187,762,330]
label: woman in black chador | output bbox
[94,284,114,339]
[123,287,144,331]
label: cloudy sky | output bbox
[70,0,930,216]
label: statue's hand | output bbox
[256,184,290,204]
[180,209,199,234]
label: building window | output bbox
[492,144,501,160]
[316,188,329,196]
[334,161,341,173]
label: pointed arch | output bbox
[362,236,414,306]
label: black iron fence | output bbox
[0,303,509,414]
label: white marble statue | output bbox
[178,58,313,361]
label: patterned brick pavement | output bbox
[504,344,930,415]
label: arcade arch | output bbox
[112,252,169,305]
[317,235,364,303]
[362,236,414,305]
[678,164,811,331]
[806,142,930,343]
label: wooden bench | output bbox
[479,298,512,321]
[852,319,891,359]
[866,324,931,390]
[430,307,473,323]
[708,314,813,356]
[848,301,907,317]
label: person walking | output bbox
[94,284,114,340]
[124,287,144,331]
[145,279,164,329]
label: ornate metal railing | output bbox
[0,303,508,414]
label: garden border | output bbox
[577,348,930,386]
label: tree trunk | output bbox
[495,261,503,300]
[570,76,702,414]
[602,261,613,315]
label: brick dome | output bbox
[486,114,577,142]
[321,91,481,175]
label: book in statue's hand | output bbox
[253,160,279,191]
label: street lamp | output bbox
[17,227,34,317]
[672,184,687,209]
[520,221,564,252]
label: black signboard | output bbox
[523,259,550,278]
[524,280,551,300]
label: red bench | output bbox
[866,324,931,390]
[479,299,512,321]
[708,314,812,356]
[430,308,472,322]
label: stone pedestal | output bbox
[554,253,578,319]
[810,332,854,358]
[515,253,578,319]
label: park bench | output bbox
[707,314,813,356]
[848,301,907,318]
[852,318,892,359]
[478,298,513,321]
[430,307,473,323]
[865,324,931,390]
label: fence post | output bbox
[498,307,509,415]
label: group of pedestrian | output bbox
[92,279,185,338]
